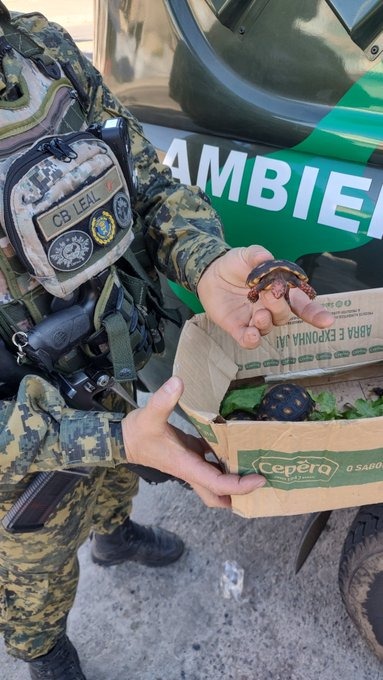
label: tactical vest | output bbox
[0,18,178,393]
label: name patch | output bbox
[37,166,123,241]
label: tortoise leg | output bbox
[299,281,317,300]
[247,276,271,303]
[247,288,260,303]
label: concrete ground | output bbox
[2,473,383,680]
[2,1,383,679]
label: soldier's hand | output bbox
[197,245,334,349]
[121,376,265,508]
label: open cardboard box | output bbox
[173,288,383,518]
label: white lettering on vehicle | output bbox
[163,138,383,239]
[246,156,291,210]
[318,171,372,234]
[196,145,247,201]
[292,165,319,220]
[163,139,191,185]
[367,183,383,238]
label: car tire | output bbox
[339,503,383,660]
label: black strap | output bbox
[122,236,182,327]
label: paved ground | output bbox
[3,475,383,680]
[2,2,383,679]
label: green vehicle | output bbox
[94,0,383,661]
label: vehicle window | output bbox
[325,0,383,53]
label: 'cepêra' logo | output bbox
[252,455,339,487]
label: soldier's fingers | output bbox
[191,482,232,508]
[289,288,334,328]
[146,375,184,423]
[183,453,266,496]
[250,306,274,336]
[258,289,294,326]
[228,322,262,349]
[241,245,274,272]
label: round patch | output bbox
[113,191,132,229]
[90,209,117,245]
[48,230,93,272]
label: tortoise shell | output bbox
[225,409,257,421]
[246,259,308,287]
[246,258,316,303]
[255,383,314,422]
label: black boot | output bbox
[90,517,184,567]
[29,635,86,679]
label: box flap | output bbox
[182,289,383,385]
[173,318,237,418]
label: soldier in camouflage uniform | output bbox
[0,4,334,679]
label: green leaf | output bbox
[222,385,383,422]
[307,409,329,421]
[342,397,383,419]
[220,385,267,419]
[308,390,340,419]
[351,399,377,418]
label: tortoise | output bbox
[225,409,257,421]
[246,259,316,303]
[255,383,314,422]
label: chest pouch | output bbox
[0,129,134,298]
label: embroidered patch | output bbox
[48,230,93,271]
[90,209,117,245]
[113,191,132,229]
[36,166,123,242]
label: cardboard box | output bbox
[173,288,383,518]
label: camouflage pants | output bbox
[0,465,138,661]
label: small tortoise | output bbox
[246,259,316,303]
[225,409,257,421]
[256,383,314,422]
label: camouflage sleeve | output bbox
[0,376,127,484]
[96,87,230,293]
[14,13,230,294]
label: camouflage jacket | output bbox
[0,7,229,484]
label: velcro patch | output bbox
[36,166,123,242]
